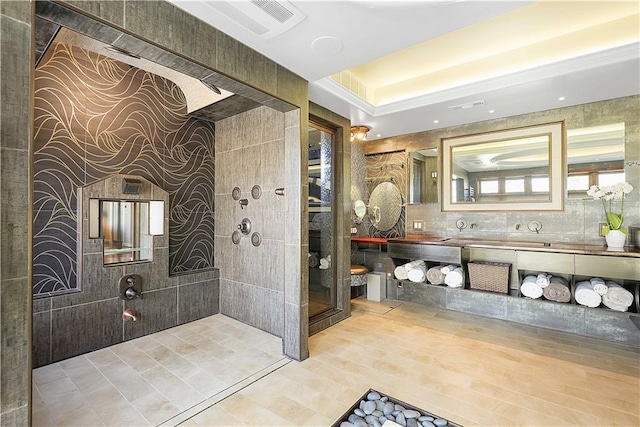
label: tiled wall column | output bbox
[1,1,33,425]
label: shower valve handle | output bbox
[125,287,142,299]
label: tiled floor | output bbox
[33,298,640,426]
[32,315,287,426]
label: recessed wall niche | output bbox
[33,34,216,296]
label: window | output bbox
[480,180,498,194]
[598,171,625,187]
[567,174,590,191]
[531,176,549,192]
[505,178,524,193]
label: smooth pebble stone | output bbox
[375,400,385,411]
[363,401,376,415]
[380,396,388,402]
[354,420,368,427]
[433,418,448,427]
[392,410,401,417]
[340,422,355,427]
[418,416,434,422]
[422,422,435,427]
[371,420,382,427]
[372,410,383,417]
[354,409,366,417]
[360,400,366,410]
[395,404,406,412]
[404,410,420,419]
[365,415,378,423]
[407,419,419,427]
[348,414,363,423]
[396,413,407,426]
[383,402,395,415]
[367,391,382,401]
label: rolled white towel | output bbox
[394,265,408,280]
[444,267,464,288]
[319,257,330,270]
[522,275,537,284]
[440,264,456,275]
[602,282,633,311]
[426,266,445,285]
[590,277,608,296]
[404,259,425,269]
[520,280,543,299]
[535,273,550,288]
[575,281,602,308]
[407,265,427,283]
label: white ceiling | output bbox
[169,0,640,140]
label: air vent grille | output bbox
[251,0,294,23]
[204,0,305,39]
[448,100,486,111]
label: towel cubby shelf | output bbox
[384,240,640,345]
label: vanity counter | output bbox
[388,235,640,258]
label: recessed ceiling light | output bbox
[376,133,381,137]
[488,110,495,114]
[558,96,566,101]
[433,120,439,124]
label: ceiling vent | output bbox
[448,100,486,111]
[205,0,305,39]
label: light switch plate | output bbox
[413,220,424,230]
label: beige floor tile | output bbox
[32,363,67,387]
[49,405,104,427]
[131,390,182,425]
[190,405,245,426]
[31,303,639,427]
[95,359,157,402]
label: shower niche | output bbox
[79,174,168,267]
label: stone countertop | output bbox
[388,235,640,258]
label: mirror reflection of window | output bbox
[598,171,626,187]
[532,176,550,192]
[567,122,625,197]
[505,178,524,193]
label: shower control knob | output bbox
[124,287,142,299]
[237,218,251,235]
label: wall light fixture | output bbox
[350,125,371,142]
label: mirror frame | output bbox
[442,121,565,212]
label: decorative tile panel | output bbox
[34,42,216,296]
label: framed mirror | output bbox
[442,121,565,211]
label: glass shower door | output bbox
[308,124,336,319]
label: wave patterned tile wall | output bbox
[34,42,216,295]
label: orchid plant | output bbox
[587,182,634,235]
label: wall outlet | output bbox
[350,227,358,234]
[412,220,424,230]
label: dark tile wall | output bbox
[1,0,308,422]
[34,40,217,295]
[215,107,287,337]
[31,41,223,367]
[31,173,220,367]
[1,1,33,424]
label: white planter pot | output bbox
[605,229,627,249]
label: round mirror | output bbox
[353,200,366,219]
[369,182,402,231]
